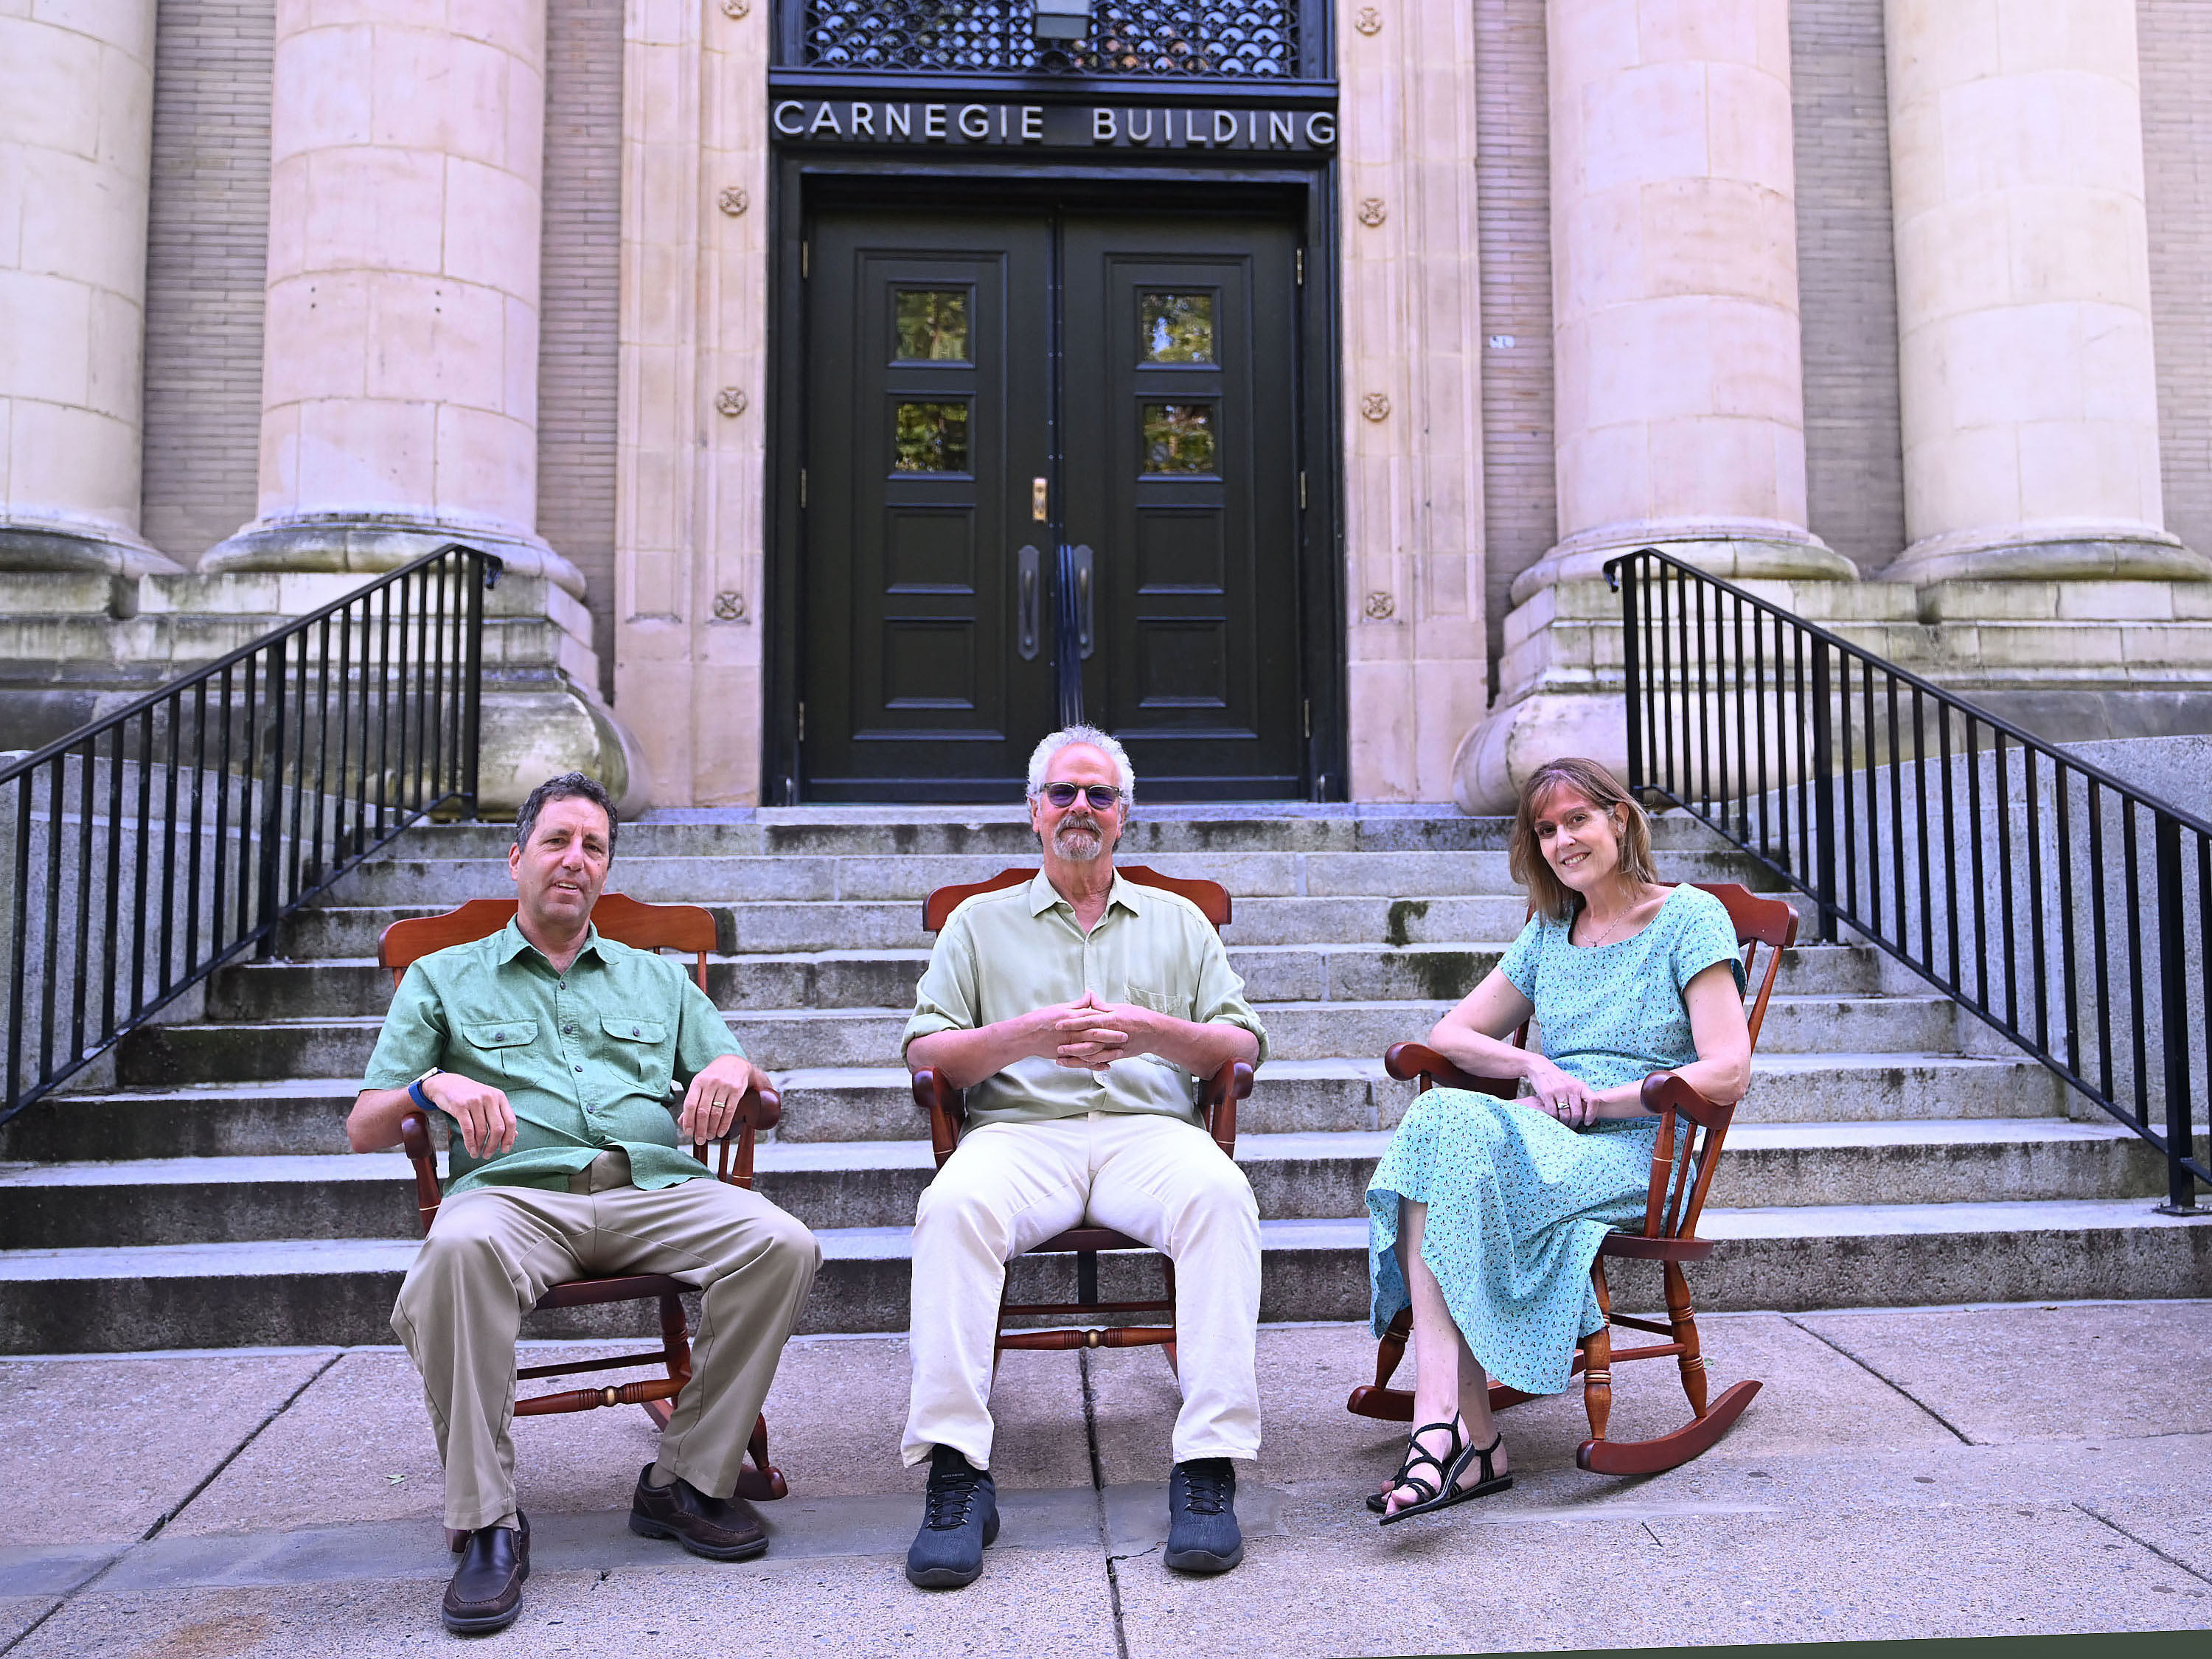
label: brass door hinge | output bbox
[1303,698,1312,739]
[799,468,807,507]
[796,701,806,742]
[1299,470,1307,510]
[801,241,810,279]
[1295,248,1304,285]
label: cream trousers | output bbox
[902,1110,1262,1470]
[392,1163,820,1531]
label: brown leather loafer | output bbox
[442,1512,529,1634]
[628,1465,770,1560]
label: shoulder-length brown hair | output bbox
[1507,757,1660,922]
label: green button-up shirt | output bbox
[362,918,745,1195]
[902,869,1269,1129]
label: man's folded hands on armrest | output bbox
[678,1053,773,1144]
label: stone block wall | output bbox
[1788,0,1906,573]
[139,0,273,566]
[1473,0,1554,700]
[538,0,625,702]
[2140,0,2212,563]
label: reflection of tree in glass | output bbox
[1143,403,1215,473]
[1140,293,1214,363]
[896,290,969,361]
[894,401,970,472]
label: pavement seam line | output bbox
[0,1596,66,1658]
[2074,1503,2212,1588]
[1079,1349,1133,1659]
[143,1347,347,1541]
[1782,1315,1975,1444]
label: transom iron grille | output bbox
[799,0,1301,77]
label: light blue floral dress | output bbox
[1366,884,1746,1395]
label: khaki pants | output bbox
[902,1111,1262,1471]
[392,1161,820,1531]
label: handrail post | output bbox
[2154,814,2197,1213]
[1808,636,1837,945]
[1613,554,1645,801]
[254,635,289,955]
[463,549,494,817]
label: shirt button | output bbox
[574,1065,583,1074]
[493,1032,508,1042]
[564,1025,576,1034]
[631,1026,641,1037]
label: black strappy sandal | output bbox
[1370,1420,1512,1525]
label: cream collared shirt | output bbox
[901,868,1270,1128]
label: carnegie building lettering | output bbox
[769,100,1337,152]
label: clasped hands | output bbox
[1035,990,1158,1071]
[420,1052,769,1158]
[1522,1057,1603,1130]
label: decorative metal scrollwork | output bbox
[799,0,1301,78]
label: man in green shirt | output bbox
[900,726,1269,1590]
[349,773,818,1635]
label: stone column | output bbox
[206,0,569,582]
[0,0,176,575]
[1338,0,1489,802]
[1454,0,1849,812]
[1883,0,2206,582]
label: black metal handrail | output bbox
[1,543,501,1124]
[1607,544,2208,1213]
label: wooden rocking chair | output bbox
[909,866,1256,1371]
[1346,881,1795,1476]
[377,892,788,1543]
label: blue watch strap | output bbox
[408,1077,434,1113]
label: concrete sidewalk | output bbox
[4,1304,2210,1656]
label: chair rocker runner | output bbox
[911,866,1256,1372]
[1346,881,1796,1476]
[378,891,789,1546]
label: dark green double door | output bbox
[800,206,1307,801]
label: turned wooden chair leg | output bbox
[1582,1264,1614,1446]
[640,1292,694,1430]
[1663,1261,1710,1419]
[1374,1307,1413,1391]
[1161,1256,1180,1377]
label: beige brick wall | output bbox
[538,0,624,700]
[1788,0,1905,573]
[139,0,272,565]
[2140,0,2212,562]
[1474,0,1554,698]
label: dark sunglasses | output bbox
[1039,782,1123,810]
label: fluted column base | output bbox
[0,516,180,578]
[1882,524,2212,587]
[1509,518,1856,608]
[202,512,585,598]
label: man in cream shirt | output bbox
[899,726,1268,1587]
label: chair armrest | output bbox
[696,1082,779,1189]
[1638,1069,1728,1130]
[1630,1070,1737,1241]
[912,1068,965,1171]
[1382,1042,1520,1101]
[1197,1060,1254,1158]
[397,1110,443,1237]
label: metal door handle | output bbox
[1071,544,1093,658]
[1017,544,1040,661]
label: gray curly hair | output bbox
[1025,725,1135,808]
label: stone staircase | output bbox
[3,805,2205,1353]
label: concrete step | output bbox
[0,1120,2161,1251]
[114,993,1964,1083]
[280,890,1832,958]
[204,941,1883,1020]
[4,1198,2205,1350]
[323,848,1774,907]
[11,1049,2071,1164]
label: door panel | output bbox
[800,206,1305,801]
[1062,218,1304,799]
[802,213,1054,798]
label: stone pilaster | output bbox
[1454,0,1851,813]
[0,0,176,577]
[1882,0,2208,585]
[1338,0,1490,802]
[610,0,768,807]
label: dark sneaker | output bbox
[905,1444,999,1588]
[1164,1458,1243,1573]
[441,1511,529,1634]
[629,1465,771,1560]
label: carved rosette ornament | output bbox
[1363,591,1395,619]
[1360,392,1390,421]
[712,591,747,622]
[719,187,748,216]
[1354,6,1381,32]
[721,0,748,15]
[715,388,748,417]
[1357,198,1386,226]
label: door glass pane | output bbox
[893,400,970,473]
[894,290,970,361]
[1141,403,1216,473]
[1139,293,1215,363]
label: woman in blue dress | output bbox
[1368,757,1753,1523]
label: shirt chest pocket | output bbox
[600,1015,673,1093]
[1124,983,1189,1020]
[459,1020,538,1077]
